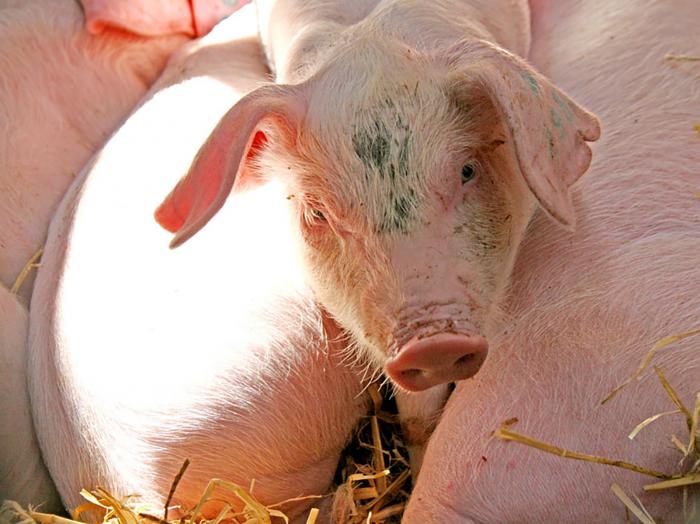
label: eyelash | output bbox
[310,208,326,221]
[303,202,327,227]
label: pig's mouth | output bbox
[383,317,488,392]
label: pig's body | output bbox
[0,286,59,511]
[404,0,700,521]
[0,0,186,302]
[28,6,367,521]
[1,0,184,510]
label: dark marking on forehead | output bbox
[352,105,411,179]
[379,188,417,234]
[352,119,391,171]
[351,97,419,235]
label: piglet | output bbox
[403,0,700,521]
[29,6,368,521]
[155,0,600,469]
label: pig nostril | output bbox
[400,368,424,380]
[386,334,489,391]
[454,353,475,367]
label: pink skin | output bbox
[403,0,700,521]
[0,286,59,511]
[156,0,599,398]
[28,7,367,521]
[0,0,186,304]
[0,0,185,509]
[79,0,249,37]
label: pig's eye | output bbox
[461,163,476,184]
[310,209,326,222]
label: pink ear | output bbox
[449,40,601,228]
[155,84,306,248]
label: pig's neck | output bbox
[260,0,531,84]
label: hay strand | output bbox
[653,366,693,431]
[367,503,405,522]
[266,495,324,510]
[185,478,283,524]
[611,484,656,524]
[665,53,700,62]
[23,512,80,524]
[163,458,189,520]
[304,508,319,524]
[628,410,680,440]
[687,393,700,457]
[644,473,700,492]
[671,434,689,456]
[602,329,700,405]
[370,416,387,495]
[362,470,410,514]
[494,427,672,479]
[10,247,43,295]
[138,513,169,524]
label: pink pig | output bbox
[1,0,185,510]
[402,0,700,521]
[155,0,600,465]
[28,6,367,521]
[0,0,186,304]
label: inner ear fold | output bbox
[447,39,601,229]
[154,84,307,247]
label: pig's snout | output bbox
[384,334,488,392]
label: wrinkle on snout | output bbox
[389,301,483,355]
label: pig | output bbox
[154,0,600,469]
[28,5,368,522]
[1,0,187,510]
[0,0,187,304]
[401,0,700,521]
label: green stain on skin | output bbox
[545,127,557,160]
[379,189,416,234]
[550,108,565,139]
[521,71,540,95]
[353,97,417,235]
[397,134,410,177]
[352,114,411,182]
[552,91,574,122]
[352,120,391,173]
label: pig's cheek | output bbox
[300,218,333,250]
[299,223,342,274]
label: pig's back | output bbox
[0,0,185,301]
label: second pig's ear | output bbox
[447,39,601,229]
[155,84,307,248]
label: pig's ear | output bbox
[448,40,601,229]
[155,84,306,248]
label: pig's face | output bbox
[155,38,600,391]
[280,45,535,389]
